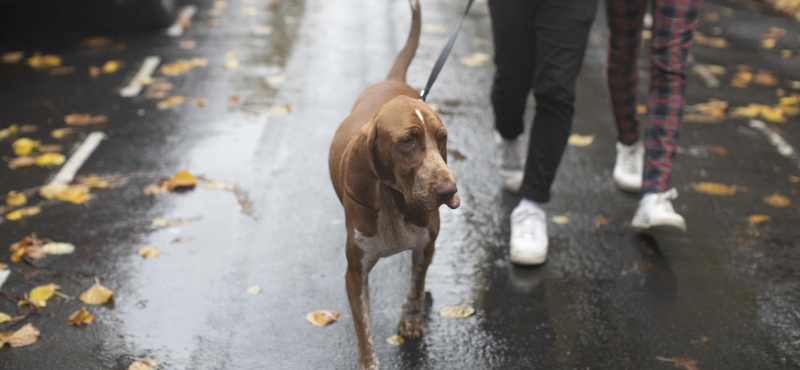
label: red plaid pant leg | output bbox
[643,0,703,194]
[605,0,647,145]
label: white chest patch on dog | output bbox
[354,189,430,264]
[414,108,425,126]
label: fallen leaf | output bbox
[761,38,776,49]
[35,153,66,167]
[8,157,35,170]
[160,58,207,76]
[781,49,793,58]
[79,278,114,305]
[6,191,27,207]
[705,64,727,75]
[594,216,610,226]
[57,185,93,204]
[306,310,339,326]
[460,52,491,67]
[1,51,24,64]
[754,70,778,86]
[5,206,41,221]
[0,313,11,324]
[179,40,197,49]
[129,360,162,370]
[438,304,475,318]
[656,356,700,370]
[790,175,799,183]
[101,60,122,73]
[223,59,239,70]
[168,170,198,190]
[38,144,63,153]
[51,127,80,139]
[264,74,286,88]
[748,214,770,224]
[246,285,262,294]
[29,284,61,307]
[138,246,161,259]
[731,70,753,88]
[90,115,109,125]
[64,113,91,125]
[191,98,208,107]
[144,181,170,195]
[89,65,101,77]
[233,186,255,217]
[67,307,95,326]
[151,216,202,228]
[691,182,745,195]
[43,242,76,255]
[12,138,40,156]
[207,181,235,190]
[690,336,712,348]
[694,32,728,48]
[39,184,68,199]
[763,194,791,208]
[26,52,62,69]
[552,215,570,224]
[267,0,279,11]
[205,18,221,27]
[157,94,185,110]
[81,36,114,48]
[268,105,291,116]
[0,323,40,348]
[708,146,729,156]
[567,133,595,147]
[386,335,405,346]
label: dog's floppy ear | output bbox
[345,120,381,212]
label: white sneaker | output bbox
[631,188,687,232]
[613,140,644,193]
[495,132,524,192]
[510,199,548,265]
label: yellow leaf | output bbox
[246,285,262,294]
[761,38,776,49]
[5,206,41,221]
[138,246,161,258]
[57,185,93,204]
[79,278,114,305]
[0,323,40,348]
[160,58,207,76]
[30,283,60,307]
[51,127,80,139]
[691,182,745,195]
[12,138,40,156]
[567,134,595,147]
[129,360,162,370]
[760,106,787,123]
[168,170,198,190]
[0,312,11,324]
[67,307,95,326]
[731,105,762,118]
[305,310,340,326]
[156,94,184,110]
[43,242,76,255]
[35,153,66,167]
[9,247,26,262]
[386,335,405,346]
[26,52,61,69]
[438,304,475,318]
[101,60,122,73]
[552,215,569,225]
[763,194,791,208]
[6,191,27,207]
[39,184,69,199]
[748,214,770,224]
[460,52,491,67]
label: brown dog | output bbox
[328,1,459,369]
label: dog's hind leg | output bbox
[397,241,434,339]
[346,248,379,370]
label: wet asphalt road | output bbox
[1,0,800,369]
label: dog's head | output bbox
[354,95,459,212]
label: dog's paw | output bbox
[397,310,424,340]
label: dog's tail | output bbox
[386,0,421,81]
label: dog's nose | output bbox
[435,181,457,202]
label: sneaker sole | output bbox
[510,253,547,265]
[612,177,642,194]
[632,221,686,234]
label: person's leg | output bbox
[510,0,598,265]
[632,0,703,232]
[518,0,599,203]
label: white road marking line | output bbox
[749,120,800,170]
[0,269,10,289]
[692,63,721,88]
[120,56,161,98]
[167,5,198,37]
[48,132,107,186]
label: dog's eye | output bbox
[400,137,415,146]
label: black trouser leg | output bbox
[519,0,598,202]
[489,0,537,140]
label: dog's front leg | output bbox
[346,246,379,370]
[398,241,434,339]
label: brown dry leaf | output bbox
[763,194,791,208]
[656,356,700,370]
[29,283,61,307]
[386,335,405,346]
[754,70,778,86]
[708,146,729,156]
[731,70,753,88]
[79,278,114,305]
[35,153,66,167]
[67,307,95,326]
[157,94,184,110]
[267,0,279,11]
[305,310,339,326]
[691,182,746,196]
[179,40,197,49]
[790,175,800,183]
[228,95,240,106]
[64,113,91,125]
[38,144,63,153]
[5,206,41,221]
[594,216,610,226]
[460,52,491,67]
[52,127,80,139]
[6,191,27,207]
[234,186,255,217]
[57,185,93,204]
[567,133,594,147]
[0,323,40,348]
[438,304,475,319]
[8,156,35,170]
[1,51,24,64]
[129,360,162,370]
[138,246,161,259]
[167,170,198,190]
[12,138,40,156]
[89,65,101,77]
[191,98,208,107]
[90,115,109,125]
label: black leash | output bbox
[419,0,476,102]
